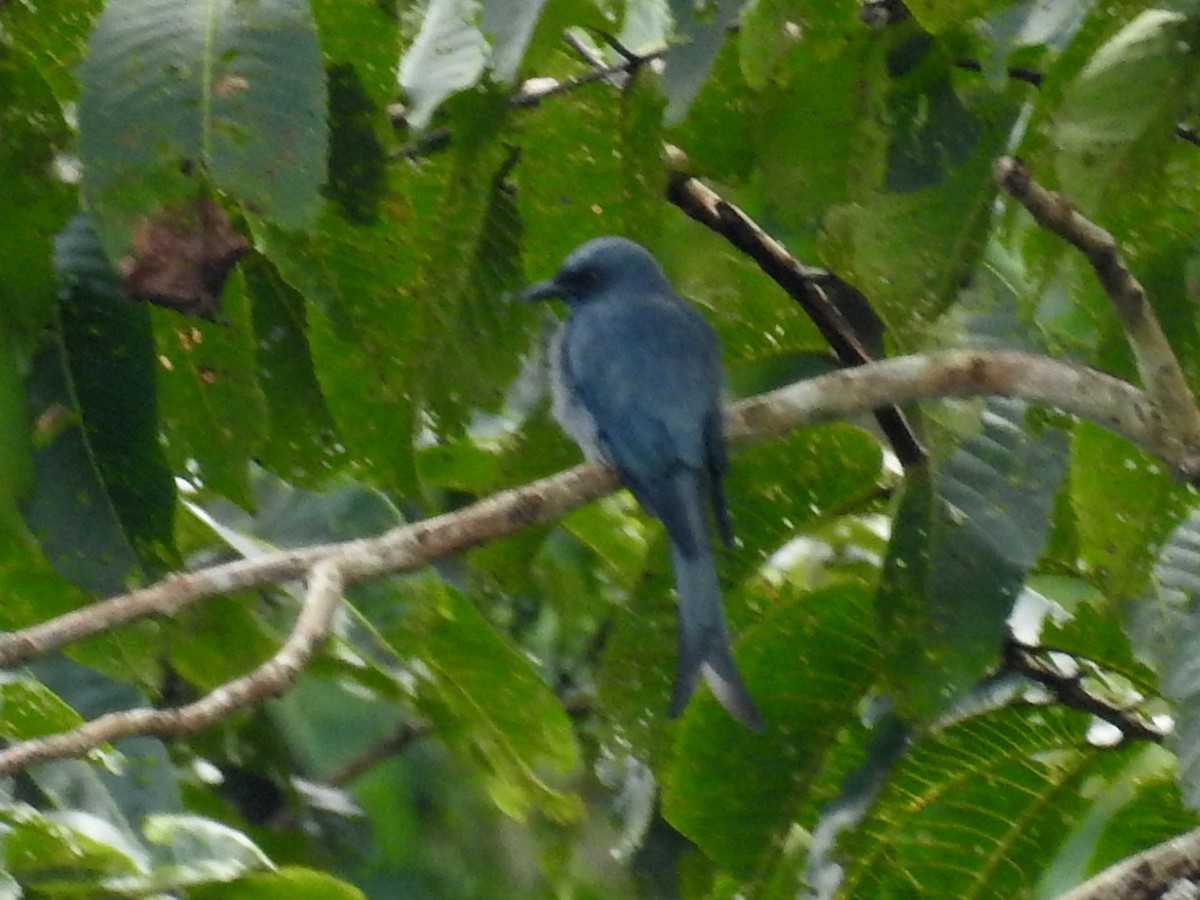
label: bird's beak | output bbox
[521,278,561,301]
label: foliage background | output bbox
[3,0,1200,896]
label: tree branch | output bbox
[511,46,666,108]
[665,163,927,469]
[994,156,1200,478]
[0,349,1163,673]
[0,349,1181,773]
[1001,640,1166,744]
[0,558,346,776]
[1059,826,1200,900]
[0,462,617,669]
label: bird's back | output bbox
[560,288,723,473]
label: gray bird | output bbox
[523,236,764,730]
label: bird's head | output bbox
[522,236,671,305]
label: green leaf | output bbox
[392,578,583,823]
[79,0,327,258]
[397,0,546,128]
[1071,421,1191,597]
[0,55,75,534]
[190,866,367,900]
[0,0,104,101]
[249,159,438,494]
[21,254,154,602]
[1055,9,1200,215]
[659,0,741,122]
[482,0,549,83]
[399,0,488,130]
[52,214,178,578]
[153,271,265,509]
[904,0,1010,34]
[0,50,74,345]
[131,813,273,889]
[664,583,882,877]
[310,0,400,109]
[244,257,346,486]
[838,705,1139,898]
[516,78,666,290]
[1134,510,1200,810]
[0,353,31,537]
[0,674,85,741]
[0,804,148,890]
[822,33,1024,346]
[878,398,1068,719]
[1082,749,1195,883]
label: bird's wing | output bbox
[561,293,724,550]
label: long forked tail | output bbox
[663,474,764,730]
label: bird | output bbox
[523,236,764,730]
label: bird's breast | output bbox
[549,323,606,462]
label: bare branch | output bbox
[1059,826,1200,900]
[728,349,1160,459]
[994,156,1200,476]
[0,559,346,776]
[1001,641,1166,743]
[0,547,333,669]
[0,350,1162,678]
[511,47,666,107]
[0,348,1180,773]
[0,463,617,669]
[666,164,926,469]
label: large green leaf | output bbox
[396,0,555,128]
[1070,421,1192,597]
[878,398,1068,719]
[190,866,367,899]
[398,0,488,131]
[1134,511,1200,810]
[310,0,400,109]
[11,216,169,685]
[79,0,327,258]
[0,50,74,345]
[822,28,1026,347]
[0,673,85,741]
[516,77,667,288]
[0,0,104,101]
[664,582,882,878]
[52,214,178,578]
[244,257,346,486]
[1054,9,1200,215]
[0,804,149,892]
[389,577,583,823]
[837,705,1139,898]
[0,54,76,533]
[152,271,265,509]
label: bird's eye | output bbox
[582,269,601,286]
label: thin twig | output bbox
[666,167,927,468]
[994,156,1200,479]
[511,47,666,108]
[954,59,1043,87]
[1176,123,1200,149]
[1002,641,1165,743]
[267,720,433,830]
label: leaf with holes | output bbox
[79,0,327,260]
